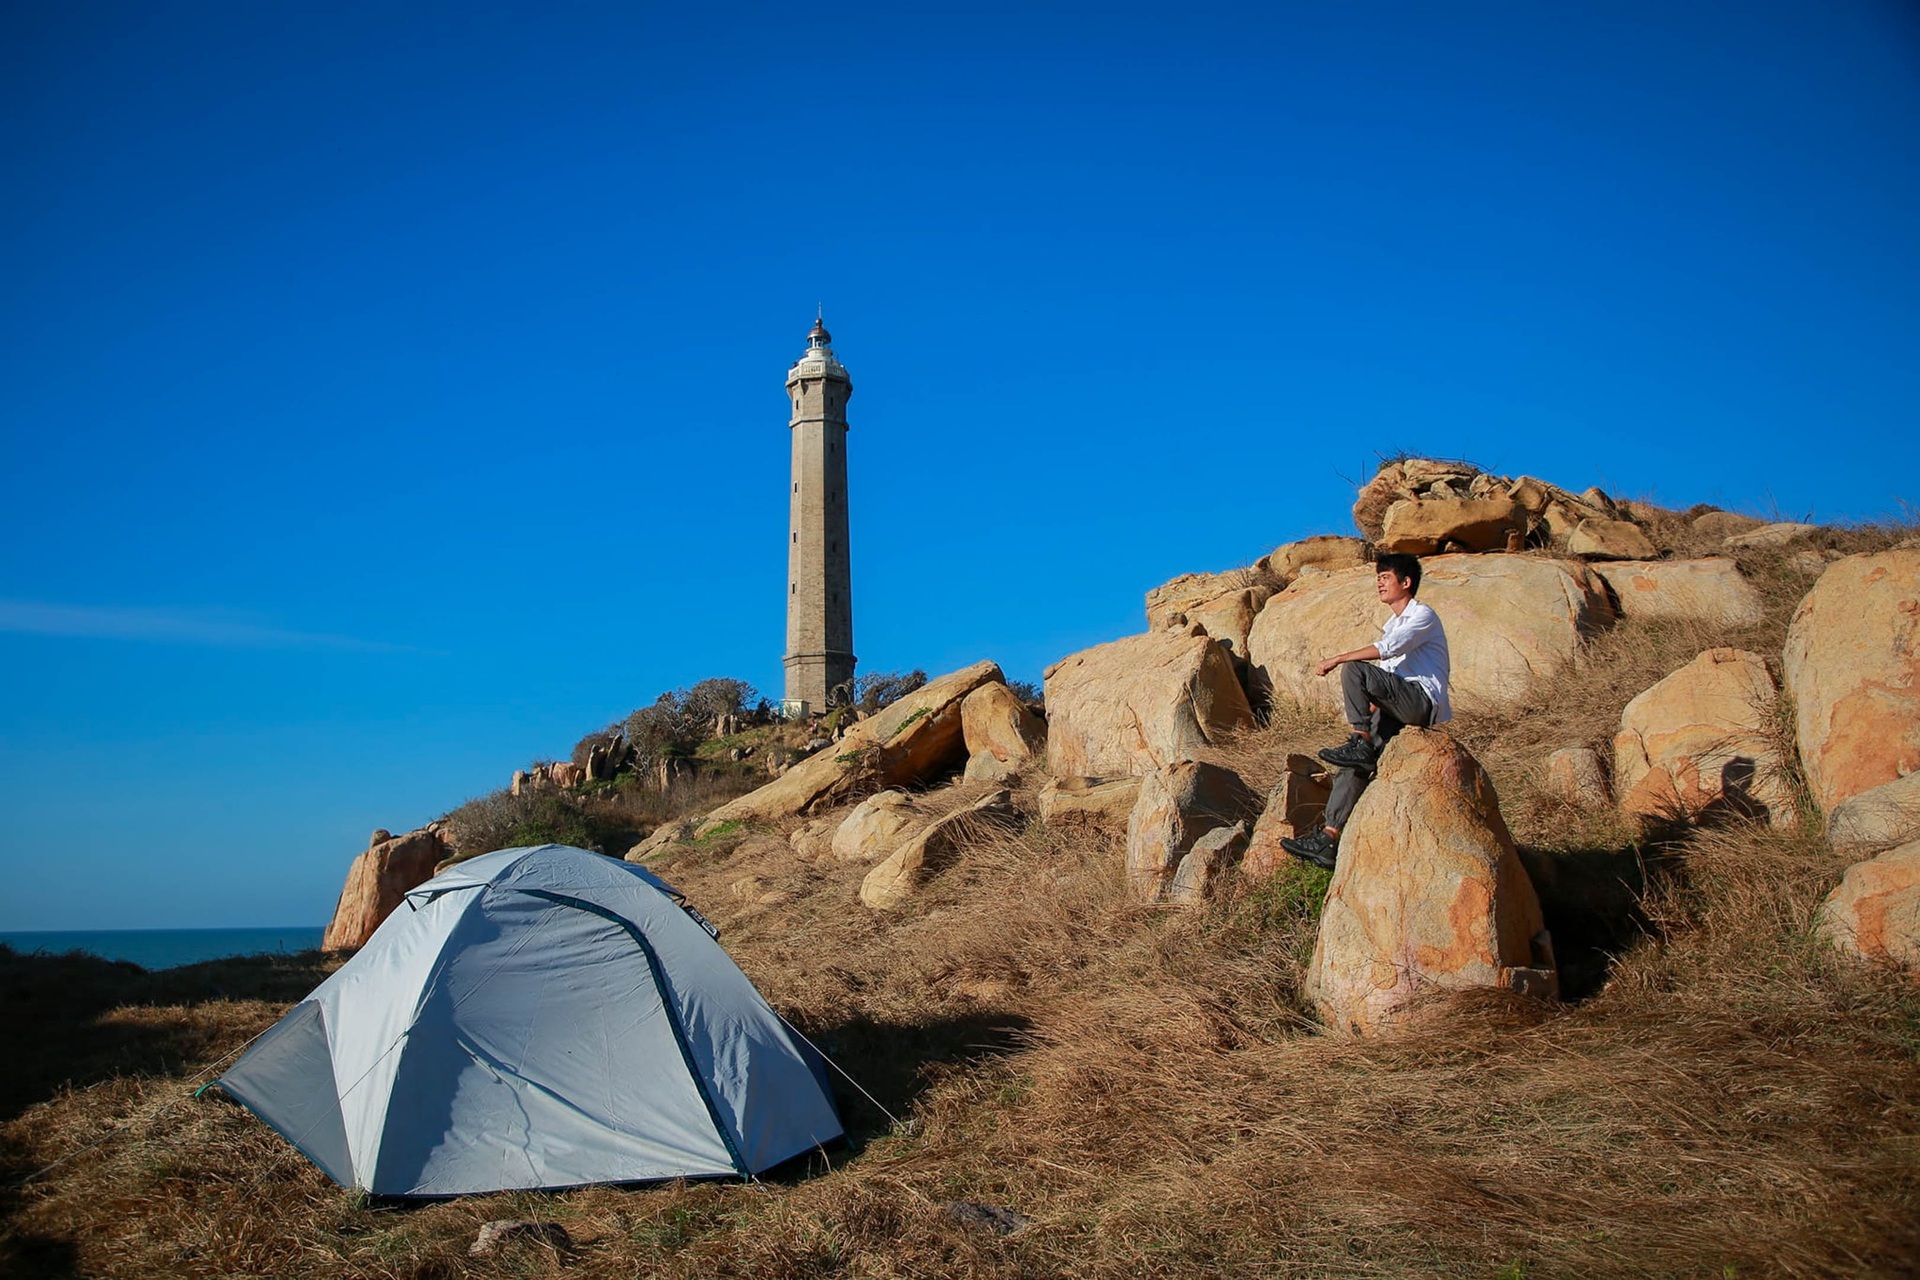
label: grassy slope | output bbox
[5,525,1919,1279]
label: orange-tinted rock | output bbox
[960,682,1045,765]
[1543,747,1610,810]
[1567,518,1657,560]
[1045,630,1254,778]
[1145,569,1251,630]
[1259,535,1368,583]
[1352,462,1408,542]
[1817,839,1920,971]
[1783,550,1920,815]
[1037,775,1141,834]
[1242,755,1334,879]
[1308,729,1556,1036]
[1125,760,1261,902]
[1829,773,1920,853]
[698,661,1004,830]
[1379,497,1528,555]
[1591,558,1765,626]
[1613,648,1797,828]
[1168,822,1250,904]
[860,789,1018,909]
[1185,587,1274,660]
[322,827,452,951]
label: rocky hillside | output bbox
[7,459,1919,1278]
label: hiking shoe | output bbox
[1317,733,1379,773]
[1280,829,1338,871]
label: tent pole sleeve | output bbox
[518,890,750,1179]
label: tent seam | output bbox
[518,888,751,1178]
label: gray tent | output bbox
[214,844,842,1196]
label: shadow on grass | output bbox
[787,1008,1035,1153]
[0,944,338,1121]
[1514,844,1651,1000]
[1,946,340,1276]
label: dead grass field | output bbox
[6,527,1919,1279]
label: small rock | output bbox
[963,749,1022,783]
[943,1201,1030,1237]
[469,1220,570,1258]
[1543,747,1610,810]
[1168,821,1250,903]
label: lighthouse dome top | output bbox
[787,312,850,384]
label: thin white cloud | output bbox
[0,600,415,652]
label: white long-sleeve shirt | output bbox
[1373,599,1452,724]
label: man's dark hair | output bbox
[1375,552,1422,594]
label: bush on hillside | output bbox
[855,669,927,713]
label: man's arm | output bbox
[1315,645,1380,678]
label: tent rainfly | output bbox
[213,844,843,1196]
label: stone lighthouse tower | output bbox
[782,313,855,715]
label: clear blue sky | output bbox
[3,1,1915,930]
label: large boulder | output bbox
[698,661,1004,831]
[1145,569,1253,631]
[1045,629,1255,779]
[1567,518,1658,561]
[860,789,1018,909]
[1247,556,1615,716]
[1379,497,1527,555]
[1124,761,1261,902]
[1591,558,1765,626]
[1308,729,1558,1036]
[1613,648,1798,828]
[1259,535,1368,583]
[1184,586,1274,661]
[1816,839,1920,970]
[1242,755,1334,879]
[1829,773,1920,853]
[323,826,454,951]
[1783,550,1920,815]
[624,819,697,863]
[1506,475,1617,545]
[960,683,1045,767]
[830,791,924,863]
[1037,775,1141,835]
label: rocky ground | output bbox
[5,462,1918,1278]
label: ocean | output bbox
[0,927,327,971]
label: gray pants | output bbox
[1323,663,1434,833]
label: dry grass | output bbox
[8,530,1920,1278]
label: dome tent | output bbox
[213,844,842,1196]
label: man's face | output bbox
[1376,570,1413,607]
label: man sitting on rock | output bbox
[1280,552,1452,870]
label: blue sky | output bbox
[3,1,1915,929]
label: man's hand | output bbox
[1316,644,1382,678]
